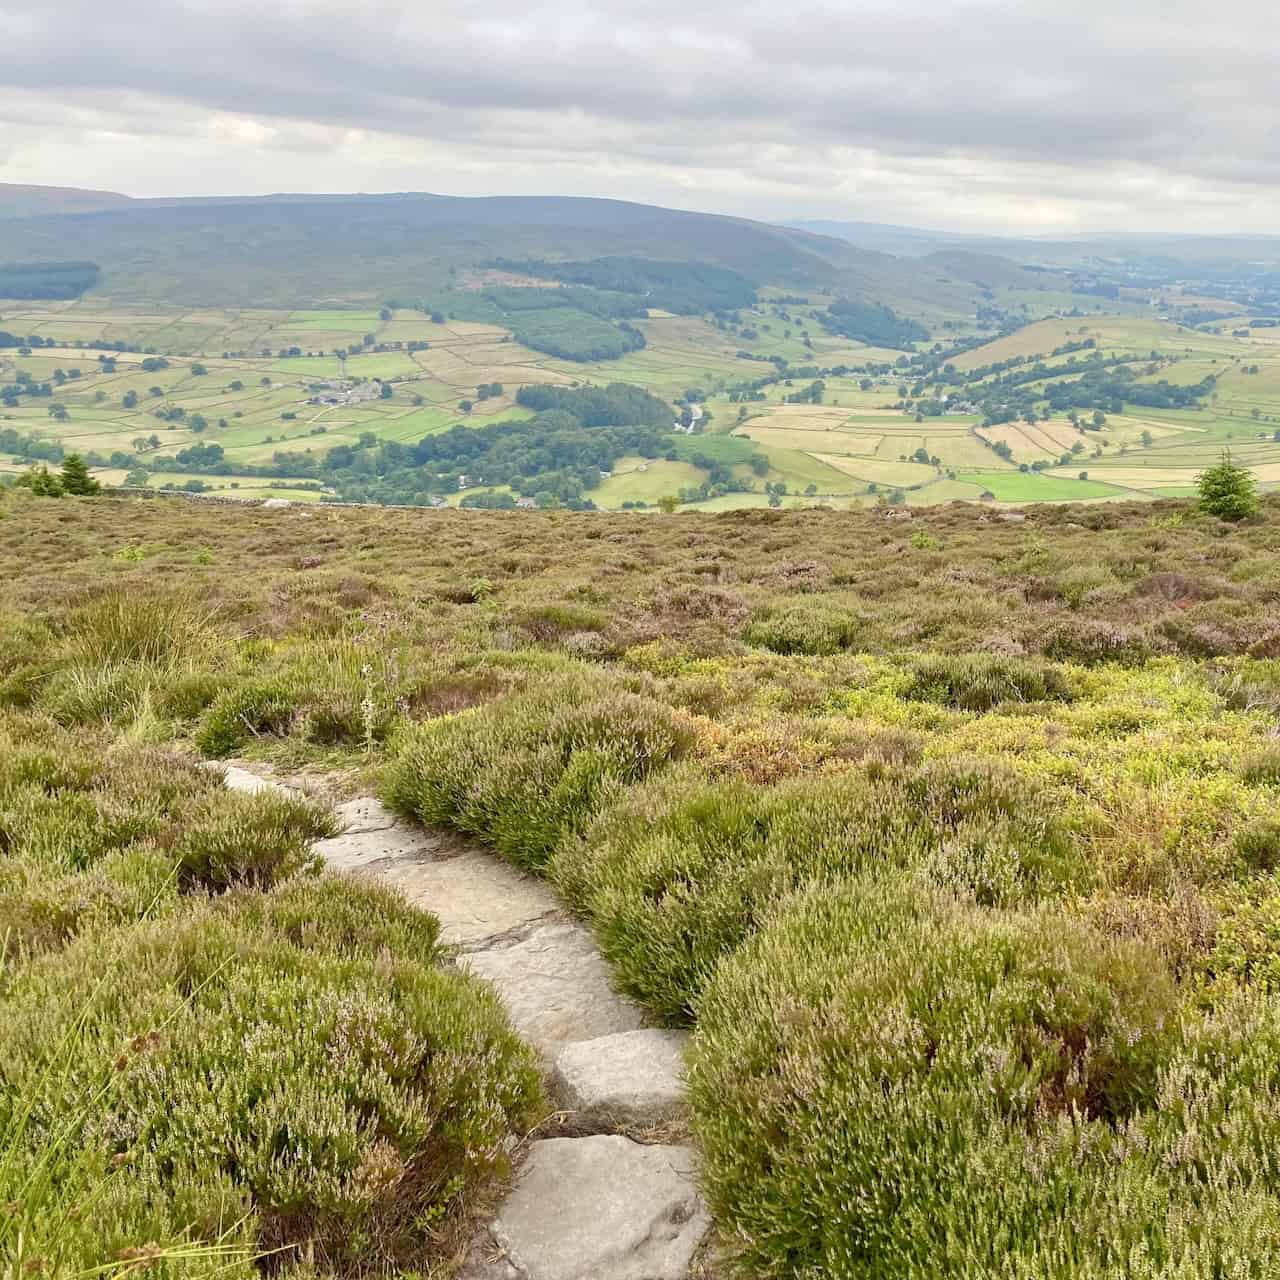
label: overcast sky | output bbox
[2,0,1277,234]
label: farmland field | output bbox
[5,299,1280,510]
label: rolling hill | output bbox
[0,189,987,315]
[0,183,135,220]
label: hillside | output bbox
[0,190,986,314]
[5,489,1280,1275]
[0,182,134,220]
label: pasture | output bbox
[5,301,1280,510]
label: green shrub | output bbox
[0,715,335,956]
[903,653,1075,710]
[166,790,334,890]
[744,600,862,656]
[194,680,299,757]
[688,878,1187,1279]
[385,674,695,870]
[1243,743,1280,786]
[1237,819,1280,873]
[553,759,1078,1023]
[0,881,540,1273]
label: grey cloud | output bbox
[1,0,1279,230]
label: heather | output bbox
[4,486,1280,1276]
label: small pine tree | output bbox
[59,453,100,496]
[1197,451,1258,521]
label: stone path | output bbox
[216,764,710,1280]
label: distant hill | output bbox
[787,219,995,259]
[0,183,133,220]
[919,250,1052,291]
[0,191,985,316]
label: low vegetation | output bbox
[0,607,540,1274]
[4,487,1280,1275]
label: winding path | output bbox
[218,765,711,1280]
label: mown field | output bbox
[5,300,1280,512]
[3,486,1280,1276]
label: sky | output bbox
[2,0,1278,234]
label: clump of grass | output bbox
[0,712,335,957]
[194,680,299,758]
[62,590,221,668]
[384,669,695,871]
[553,757,1078,1023]
[1,878,540,1274]
[1243,743,1280,786]
[903,652,1075,710]
[687,877,1208,1279]
[743,599,863,656]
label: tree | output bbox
[125,468,149,487]
[657,494,679,514]
[380,382,393,400]
[1140,429,1154,448]
[122,390,138,409]
[48,403,69,421]
[1092,410,1106,428]
[16,465,63,496]
[459,399,473,414]
[1197,451,1259,521]
[59,453,100,495]
[191,363,208,376]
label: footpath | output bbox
[218,764,711,1280]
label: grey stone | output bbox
[464,923,643,1060]
[467,1136,708,1280]
[552,1029,688,1130]
[334,796,399,834]
[312,824,445,872]
[210,763,284,796]
[262,497,291,509]
[371,847,561,947]
[998,511,1027,522]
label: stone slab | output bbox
[213,764,283,796]
[552,1029,688,1130]
[465,1136,708,1280]
[373,849,562,948]
[463,923,643,1060]
[312,824,446,872]
[334,796,400,834]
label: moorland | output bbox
[4,484,1280,1276]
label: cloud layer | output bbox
[2,0,1277,232]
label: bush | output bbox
[0,714,335,956]
[195,680,299,757]
[744,601,862,656]
[385,673,695,871]
[0,881,541,1273]
[688,878,1186,1279]
[903,653,1075,710]
[552,759,1077,1023]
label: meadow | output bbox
[5,299,1280,513]
[3,485,1280,1275]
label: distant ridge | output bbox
[0,182,133,220]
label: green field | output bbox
[6,301,1280,511]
